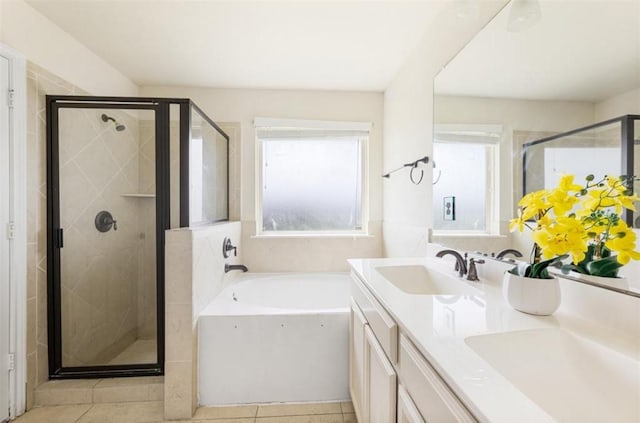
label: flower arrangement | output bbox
[509,174,640,279]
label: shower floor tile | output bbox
[108,339,157,365]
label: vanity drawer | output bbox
[399,334,477,423]
[350,272,398,363]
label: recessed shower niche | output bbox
[46,96,229,378]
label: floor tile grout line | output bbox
[73,403,94,423]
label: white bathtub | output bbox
[198,272,351,405]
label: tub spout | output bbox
[225,263,248,273]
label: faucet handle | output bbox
[466,258,484,281]
[222,237,237,258]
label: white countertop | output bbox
[348,256,640,423]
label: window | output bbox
[432,125,501,234]
[256,118,369,235]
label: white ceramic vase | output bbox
[502,272,561,316]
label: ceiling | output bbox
[26,0,450,91]
[435,0,640,102]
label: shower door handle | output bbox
[55,228,64,248]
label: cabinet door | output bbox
[350,299,368,423]
[365,325,397,423]
[398,384,425,423]
[399,335,476,422]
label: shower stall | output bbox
[46,96,228,378]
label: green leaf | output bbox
[585,256,622,278]
[528,254,568,279]
[561,263,587,275]
[509,261,532,277]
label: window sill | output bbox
[252,232,374,240]
[432,232,506,239]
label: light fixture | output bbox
[507,0,541,32]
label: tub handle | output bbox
[223,237,237,258]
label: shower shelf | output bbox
[120,193,156,198]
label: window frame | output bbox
[255,118,370,237]
[432,124,501,236]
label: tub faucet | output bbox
[494,248,523,260]
[435,250,467,278]
[225,263,248,273]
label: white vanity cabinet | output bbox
[365,325,397,423]
[349,298,368,422]
[399,335,476,423]
[350,272,477,423]
[397,385,425,423]
[349,294,397,423]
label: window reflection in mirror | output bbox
[432,125,500,234]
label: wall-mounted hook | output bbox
[382,155,430,185]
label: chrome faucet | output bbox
[225,263,248,273]
[494,248,523,260]
[435,250,467,277]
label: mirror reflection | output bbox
[189,106,229,225]
[433,0,640,250]
[432,0,640,260]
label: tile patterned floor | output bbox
[12,401,357,423]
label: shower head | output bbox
[101,113,126,132]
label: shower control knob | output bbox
[95,210,118,232]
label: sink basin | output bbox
[374,265,480,295]
[465,329,640,422]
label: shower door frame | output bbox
[46,96,173,378]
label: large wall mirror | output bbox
[432,0,640,262]
[433,0,640,294]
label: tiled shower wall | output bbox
[137,120,157,340]
[25,63,157,408]
[58,107,141,366]
[26,62,82,409]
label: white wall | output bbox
[0,0,137,96]
[142,86,384,271]
[382,0,509,257]
[595,88,640,121]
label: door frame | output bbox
[0,43,27,418]
[46,98,168,378]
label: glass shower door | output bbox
[54,104,159,371]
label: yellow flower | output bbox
[558,174,583,192]
[513,174,640,269]
[604,222,640,264]
[548,188,579,216]
[582,189,616,211]
[509,212,525,232]
[532,216,587,264]
[519,190,551,221]
[618,193,639,212]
